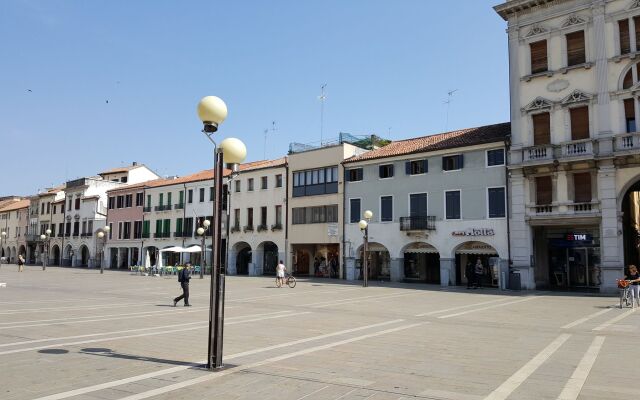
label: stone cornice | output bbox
[494,0,569,21]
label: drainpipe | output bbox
[182,183,187,264]
[505,134,512,289]
[140,188,146,269]
[61,198,66,266]
[341,162,346,280]
[284,161,290,271]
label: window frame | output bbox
[349,198,362,224]
[347,168,364,182]
[379,195,393,223]
[406,159,428,176]
[486,186,507,219]
[444,189,461,220]
[486,148,506,168]
[442,154,463,172]
[407,192,428,217]
[378,164,394,179]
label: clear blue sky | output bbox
[0,0,509,196]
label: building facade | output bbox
[227,158,288,276]
[105,182,147,269]
[495,0,640,291]
[0,199,29,263]
[343,123,510,287]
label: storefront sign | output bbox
[566,233,592,241]
[452,228,495,237]
[327,223,338,236]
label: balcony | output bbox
[243,225,254,233]
[399,216,436,231]
[560,139,593,158]
[175,203,185,210]
[154,232,171,238]
[271,223,283,231]
[143,206,152,212]
[522,145,554,163]
[81,233,93,238]
[154,205,172,212]
[526,201,601,220]
[174,231,191,238]
[25,234,40,242]
[615,132,640,152]
[64,232,71,237]
[230,225,241,233]
[141,232,150,239]
[57,233,64,238]
[257,224,268,232]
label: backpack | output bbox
[178,269,184,283]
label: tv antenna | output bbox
[263,121,276,160]
[444,89,458,131]
[318,84,327,145]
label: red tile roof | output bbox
[0,199,30,213]
[98,164,142,176]
[238,157,287,172]
[343,122,510,164]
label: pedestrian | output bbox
[625,264,640,307]
[173,262,191,307]
[474,259,484,289]
[465,261,474,289]
[276,260,287,287]
[18,254,24,272]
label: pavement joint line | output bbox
[0,312,311,355]
[0,310,297,348]
[592,308,636,331]
[295,385,330,400]
[333,388,359,399]
[556,336,605,400]
[561,308,613,329]
[303,292,416,308]
[228,287,361,303]
[111,322,424,400]
[0,302,157,315]
[30,319,406,400]
[414,297,514,317]
[438,297,540,319]
[483,333,572,400]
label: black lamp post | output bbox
[358,210,373,287]
[40,229,51,271]
[0,231,6,265]
[197,96,247,370]
[196,219,210,279]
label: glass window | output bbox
[261,176,268,189]
[248,178,254,191]
[379,164,394,178]
[199,188,205,202]
[318,169,325,184]
[350,199,361,223]
[488,187,506,218]
[442,155,463,171]
[380,196,393,222]
[406,160,427,175]
[276,174,283,187]
[235,180,241,192]
[445,190,461,219]
[347,168,363,182]
[188,189,193,203]
[327,205,338,222]
[487,149,505,166]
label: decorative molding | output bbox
[522,97,554,112]
[525,24,548,37]
[561,14,587,27]
[629,0,640,10]
[560,90,592,105]
[547,79,570,93]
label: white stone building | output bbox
[0,198,29,263]
[495,0,640,292]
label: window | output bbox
[620,19,631,55]
[275,174,283,187]
[445,190,461,220]
[41,203,45,214]
[261,176,268,189]
[117,222,122,239]
[209,187,214,201]
[125,194,132,208]
[566,31,585,66]
[178,191,184,206]
[326,205,338,222]
[350,199,361,223]
[73,221,79,235]
[188,189,193,203]
[108,223,113,239]
[135,193,143,207]
[234,209,240,227]
[123,222,131,239]
[155,220,162,234]
[346,168,363,182]
[167,192,172,207]
[488,187,506,218]
[570,106,589,140]
[625,99,636,133]
[222,184,228,211]
[292,205,338,224]
[573,173,592,203]
[380,196,393,222]
[292,207,305,224]
[235,180,241,192]
[184,217,193,235]
[142,221,150,237]
[108,197,115,210]
[53,205,56,215]
[176,218,183,235]
[442,155,463,171]
[536,176,553,205]
[410,193,427,217]
[247,208,253,228]
[163,219,171,235]
[65,222,71,236]
[275,205,282,225]
[292,166,339,197]
[146,195,151,208]
[530,40,548,74]
[46,202,50,214]
[116,196,123,208]
[121,177,128,183]
[88,220,93,234]
[260,207,267,226]
[75,198,80,210]
[532,112,551,145]
[159,193,164,206]
[487,149,505,167]
[248,178,254,191]
[199,188,205,202]
[379,164,394,179]
[405,159,427,175]
[134,221,142,239]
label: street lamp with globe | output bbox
[40,229,52,271]
[96,225,110,274]
[197,95,247,370]
[196,219,211,279]
[359,210,373,287]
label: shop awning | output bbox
[159,246,207,253]
[455,241,498,255]
[403,243,438,254]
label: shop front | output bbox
[292,243,339,277]
[454,241,500,288]
[357,242,390,281]
[402,242,440,284]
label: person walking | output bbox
[276,260,287,287]
[625,265,640,307]
[474,259,484,289]
[173,263,192,307]
[465,261,474,289]
[18,255,24,272]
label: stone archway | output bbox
[453,241,500,288]
[401,242,440,284]
[51,245,61,266]
[356,242,391,281]
[622,180,640,269]
[257,241,279,275]
[233,242,251,275]
[79,245,90,267]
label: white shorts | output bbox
[277,272,285,278]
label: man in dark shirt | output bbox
[173,263,192,307]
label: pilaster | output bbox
[592,2,612,135]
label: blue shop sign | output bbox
[550,233,594,248]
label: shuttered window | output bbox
[636,16,640,53]
[488,187,506,218]
[570,106,589,140]
[624,69,634,89]
[445,190,461,220]
[536,176,552,205]
[380,196,393,222]
[566,31,585,66]
[620,19,631,55]
[350,199,361,223]
[530,40,548,74]
[573,173,592,203]
[532,113,550,145]
[625,98,636,133]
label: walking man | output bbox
[18,255,24,272]
[173,262,192,307]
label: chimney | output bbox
[132,161,138,166]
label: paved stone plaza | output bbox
[0,265,634,400]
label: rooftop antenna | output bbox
[444,89,458,132]
[263,121,276,160]
[318,84,327,145]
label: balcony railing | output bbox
[25,234,40,241]
[230,225,241,233]
[534,205,554,214]
[143,206,152,212]
[271,223,283,231]
[141,232,150,239]
[154,205,172,211]
[615,132,640,152]
[174,231,192,237]
[154,232,171,238]
[64,232,71,237]
[561,139,593,158]
[523,145,554,162]
[243,225,254,233]
[257,224,268,232]
[81,233,93,238]
[399,216,436,231]
[175,203,185,210]
[57,233,64,237]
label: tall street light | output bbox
[1,231,6,265]
[358,210,373,288]
[40,229,51,271]
[197,96,247,370]
[196,219,211,279]
[96,225,110,274]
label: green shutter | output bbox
[159,193,164,206]
[155,220,162,233]
[167,192,172,205]
[163,219,170,234]
[179,191,184,205]
[176,218,183,233]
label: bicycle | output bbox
[617,279,632,309]
[276,273,296,288]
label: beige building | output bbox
[0,198,29,263]
[287,143,368,278]
[495,0,640,292]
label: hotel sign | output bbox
[452,228,495,237]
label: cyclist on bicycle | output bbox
[276,260,287,288]
[625,265,640,307]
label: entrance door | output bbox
[567,248,594,288]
